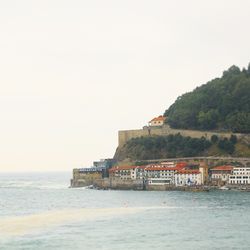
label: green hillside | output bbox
[114,64,250,162]
[114,134,250,162]
[164,64,250,133]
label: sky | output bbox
[0,0,250,172]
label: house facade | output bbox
[108,162,207,187]
[210,166,233,185]
[175,169,202,186]
[148,115,166,127]
[229,166,250,185]
[145,162,187,185]
[109,166,142,180]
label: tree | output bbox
[226,112,250,133]
[197,109,219,130]
[218,138,235,154]
[211,135,219,144]
[164,63,250,133]
[230,135,237,144]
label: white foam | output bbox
[0,207,150,237]
[0,181,67,190]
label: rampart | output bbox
[94,178,144,190]
[118,125,248,147]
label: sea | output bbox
[0,172,250,250]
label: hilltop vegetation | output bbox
[115,134,211,161]
[114,64,250,163]
[114,134,250,162]
[164,64,250,133]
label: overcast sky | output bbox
[0,0,250,172]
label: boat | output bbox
[219,186,229,190]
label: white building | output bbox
[210,165,233,185]
[229,166,250,185]
[136,166,147,179]
[175,169,202,186]
[109,166,147,180]
[148,115,166,127]
[145,163,187,185]
[147,178,172,185]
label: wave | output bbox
[0,207,158,237]
[0,180,68,190]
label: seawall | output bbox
[94,178,144,190]
[93,178,210,191]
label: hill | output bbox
[164,64,250,133]
[114,64,250,163]
[114,133,250,162]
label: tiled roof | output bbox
[149,115,166,122]
[109,165,144,173]
[145,162,187,171]
[176,170,200,174]
[136,165,147,169]
[211,166,233,171]
[109,162,188,173]
[145,165,186,171]
[176,162,188,168]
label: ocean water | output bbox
[0,172,250,250]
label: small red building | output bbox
[148,115,166,127]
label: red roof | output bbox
[176,170,200,174]
[145,162,187,171]
[211,166,233,171]
[149,116,166,122]
[145,164,186,171]
[145,167,173,171]
[136,165,147,169]
[176,162,188,168]
[109,165,145,173]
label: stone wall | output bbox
[94,178,144,190]
[93,178,210,191]
[71,170,102,187]
[118,124,248,147]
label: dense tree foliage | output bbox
[164,64,250,133]
[217,138,234,154]
[118,134,212,160]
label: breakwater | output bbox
[93,178,209,191]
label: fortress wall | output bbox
[118,125,247,147]
[118,129,149,146]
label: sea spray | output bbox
[0,207,162,237]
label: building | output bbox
[71,167,103,187]
[71,158,114,187]
[136,165,147,179]
[147,178,172,185]
[210,165,233,185]
[175,169,202,186]
[199,162,209,184]
[108,162,208,187]
[93,159,113,169]
[229,166,250,185]
[148,115,166,127]
[109,166,141,180]
[144,162,187,185]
